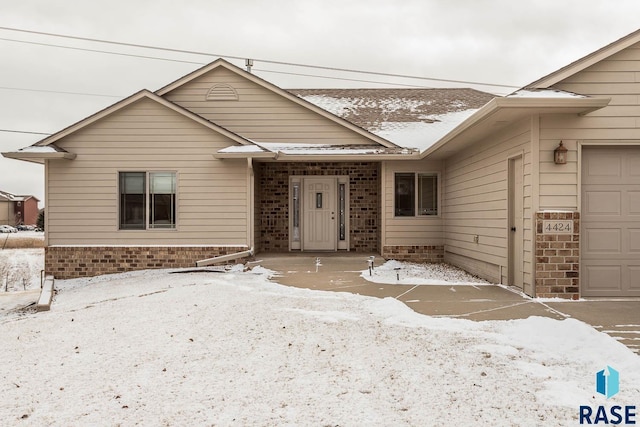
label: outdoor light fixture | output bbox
[554,141,568,165]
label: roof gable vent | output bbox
[206,84,239,101]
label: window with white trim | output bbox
[119,171,176,230]
[394,172,438,217]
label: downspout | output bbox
[195,247,255,267]
[248,157,255,256]
[195,157,256,268]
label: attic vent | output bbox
[206,84,239,101]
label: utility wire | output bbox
[0,129,51,135]
[0,38,438,90]
[0,37,205,66]
[0,25,520,89]
[254,68,435,89]
[0,85,123,98]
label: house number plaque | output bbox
[542,220,573,234]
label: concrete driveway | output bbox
[254,253,640,355]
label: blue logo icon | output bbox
[596,366,619,399]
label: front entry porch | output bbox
[255,162,380,253]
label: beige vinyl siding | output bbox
[46,98,249,246]
[540,41,640,210]
[164,67,376,145]
[382,159,444,246]
[0,200,11,224]
[444,119,532,285]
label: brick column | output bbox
[534,212,580,299]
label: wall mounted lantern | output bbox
[554,141,568,165]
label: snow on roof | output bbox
[218,145,267,154]
[374,109,480,151]
[507,89,588,98]
[219,142,416,156]
[292,88,494,152]
[14,145,67,153]
[0,190,37,202]
[0,191,16,201]
[256,142,391,155]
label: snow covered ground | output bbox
[0,231,44,292]
[362,259,491,286]
[0,248,44,291]
[1,264,639,425]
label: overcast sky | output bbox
[2,0,640,206]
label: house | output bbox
[4,28,640,299]
[0,190,40,226]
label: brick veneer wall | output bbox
[257,162,380,252]
[46,246,249,279]
[534,212,580,299]
[382,245,444,263]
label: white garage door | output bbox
[581,146,640,297]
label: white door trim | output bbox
[289,176,349,251]
[508,155,524,291]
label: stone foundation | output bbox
[382,245,444,263]
[45,246,249,279]
[534,212,580,299]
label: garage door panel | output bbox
[583,265,622,292]
[582,146,640,297]
[630,266,640,291]
[584,228,621,253]
[629,191,640,214]
[584,153,622,180]
[629,156,640,178]
[584,191,621,215]
[630,229,640,252]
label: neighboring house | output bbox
[4,28,640,299]
[0,190,40,226]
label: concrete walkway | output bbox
[254,253,640,354]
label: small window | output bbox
[150,173,176,228]
[394,172,438,217]
[120,172,146,230]
[418,174,438,215]
[119,171,176,230]
[394,173,415,217]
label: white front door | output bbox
[303,177,337,251]
[508,156,524,291]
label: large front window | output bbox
[119,171,176,230]
[394,172,438,217]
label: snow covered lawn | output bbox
[1,266,638,425]
[0,248,44,291]
[362,259,491,286]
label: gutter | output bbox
[213,151,422,161]
[195,247,255,267]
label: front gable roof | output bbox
[3,89,253,163]
[156,59,399,148]
[526,28,640,89]
[31,89,251,148]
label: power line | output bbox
[0,85,123,98]
[0,25,520,89]
[0,129,51,135]
[254,68,435,89]
[0,38,434,90]
[0,37,205,66]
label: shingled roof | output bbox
[290,88,496,151]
